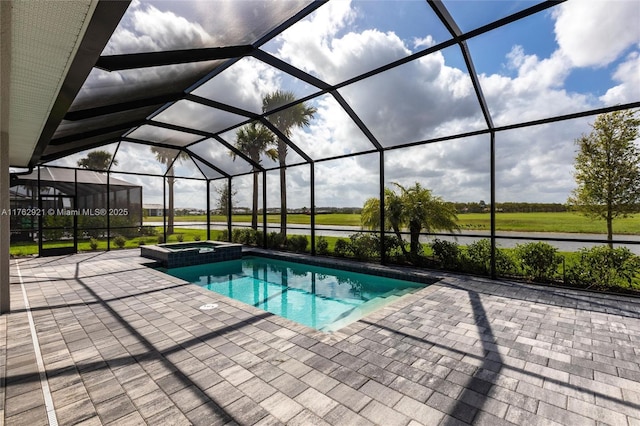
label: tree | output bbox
[361,182,460,259]
[151,147,189,235]
[361,187,409,257]
[568,110,640,248]
[215,182,237,216]
[232,122,277,229]
[262,90,317,238]
[77,150,117,171]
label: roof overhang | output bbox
[4,0,129,168]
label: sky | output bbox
[46,0,640,210]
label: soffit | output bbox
[6,0,97,167]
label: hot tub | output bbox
[140,241,242,268]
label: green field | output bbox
[10,212,639,256]
[144,212,640,235]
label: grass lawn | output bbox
[11,211,640,257]
[460,212,640,234]
[144,212,640,234]
[9,229,227,257]
[144,213,363,227]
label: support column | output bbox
[206,179,211,241]
[490,131,496,279]
[1,1,12,313]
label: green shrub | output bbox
[43,215,70,240]
[316,236,329,255]
[139,226,157,236]
[232,228,256,245]
[79,216,106,238]
[157,235,164,244]
[334,239,350,257]
[254,230,264,246]
[89,238,99,251]
[515,242,562,281]
[349,233,378,260]
[286,235,308,253]
[176,234,184,242]
[138,240,146,246]
[368,233,405,260]
[431,239,462,269]
[566,246,640,290]
[466,239,516,275]
[267,232,285,249]
[113,235,126,249]
[194,235,201,241]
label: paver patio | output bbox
[2,249,640,425]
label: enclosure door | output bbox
[39,195,77,256]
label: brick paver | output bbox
[3,249,640,425]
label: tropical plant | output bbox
[361,182,459,259]
[77,150,117,171]
[232,122,277,229]
[361,188,408,257]
[568,110,640,248]
[150,147,189,234]
[262,90,317,238]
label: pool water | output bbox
[165,256,425,332]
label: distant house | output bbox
[10,167,142,245]
[143,204,164,217]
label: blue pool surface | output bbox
[165,256,426,332]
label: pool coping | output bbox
[141,240,242,268]
[243,248,441,286]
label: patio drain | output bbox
[199,303,219,310]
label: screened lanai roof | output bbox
[24,0,640,182]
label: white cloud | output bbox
[287,95,375,160]
[413,35,436,50]
[338,48,485,146]
[314,156,379,207]
[274,0,408,84]
[600,52,640,104]
[104,3,214,54]
[553,0,640,68]
[480,48,589,126]
[193,57,282,113]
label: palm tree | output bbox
[232,122,277,229]
[361,187,409,257]
[262,90,317,238]
[77,150,117,171]
[362,182,460,259]
[150,147,188,235]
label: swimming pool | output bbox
[165,256,427,332]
